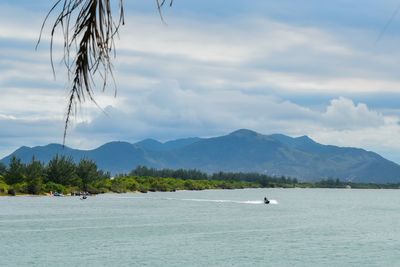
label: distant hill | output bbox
[1,129,399,183]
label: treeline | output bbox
[1,158,399,196]
[130,166,299,187]
[0,157,261,195]
[314,178,400,189]
[0,155,110,195]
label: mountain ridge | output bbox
[1,129,399,183]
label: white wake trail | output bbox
[164,198,279,205]
[112,195,279,205]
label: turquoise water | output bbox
[1,189,399,266]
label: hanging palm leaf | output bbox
[38,0,173,143]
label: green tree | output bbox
[26,158,44,195]
[4,156,25,185]
[76,159,98,191]
[0,162,6,176]
[46,155,79,186]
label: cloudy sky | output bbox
[1,0,400,163]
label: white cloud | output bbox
[1,5,400,165]
[114,16,400,94]
[68,93,400,164]
[322,97,385,129]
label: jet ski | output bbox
[80,193,88,200]
[264,197,270,204]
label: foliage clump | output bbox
[2,157,397,196]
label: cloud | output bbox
[113,15,400,95]
[1,2,400,165]
[322,97,385,129]
[0,115,65,158]
[70,93,400,164]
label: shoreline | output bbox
[1,186,399,198]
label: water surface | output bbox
[1,189,399,266]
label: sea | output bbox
[0,188,399,267]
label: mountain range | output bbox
[1,129,399,183]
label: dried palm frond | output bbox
[37,0,173,144]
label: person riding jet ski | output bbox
[264,197,270,204]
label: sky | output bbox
[1,1,400,163]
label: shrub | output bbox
[44,182,66,194]
[110,179,128,193]
[13,182,28,194]
[0,181,9,193]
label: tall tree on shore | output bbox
[0,162,6,177]
[76,159,98,191]
[26,158,45,195]
[46,155,79,186]
[4,156,26,185]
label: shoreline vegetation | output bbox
[0,155,399,197]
